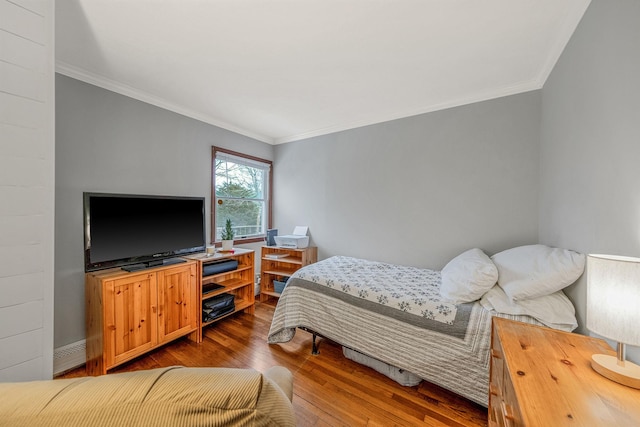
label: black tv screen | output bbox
[84,192,206,271]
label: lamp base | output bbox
[591,354,640,389]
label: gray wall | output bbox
[540,0,640,361]
[274,91,541,270]
[57,75,542,351]
[55,74,273,347]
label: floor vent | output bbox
[53,340,86,375]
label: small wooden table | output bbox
[489,317,640,426]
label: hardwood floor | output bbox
[60,301,488,426]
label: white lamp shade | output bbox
[587,254,640,346]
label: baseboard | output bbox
[53,340,86,375]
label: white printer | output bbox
[274,226,309,249]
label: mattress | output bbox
[268,256,543,406]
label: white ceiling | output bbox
[55,0,591,144]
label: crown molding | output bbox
[57,24,580,149]
[273,79,542,144]
[55,61,274,144]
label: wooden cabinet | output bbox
[85,261,198,375]
[104,271,157,369]
[489,317,640,427]
[260,246,317,301]
[157,265,198,343]
[186,248,255,342]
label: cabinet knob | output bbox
[491,348,502,359]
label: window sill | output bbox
[214,237,265,246]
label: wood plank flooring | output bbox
[60,301,488,426]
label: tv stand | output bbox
[122,257,186,272]
[85,261,198,375]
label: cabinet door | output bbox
[105,272,158,368]
[157,263,197,343]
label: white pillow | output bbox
[440,248,498,304]
[480,285,578,332]
[491,244,585,301]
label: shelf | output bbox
[262,256,303,265]
[218,277,252,289]
[200,298,253,327]
[234,299,253,311]
[201,278,252,301]
[201,300,252,327]
[190,248,255,341]
[201,267,252,286]
[261,290,282,298]
[259,246,317,303]
[202,263,251,271]
[201,264,252,283]
[263,268,297,277]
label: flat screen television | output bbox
[84,192,206,272]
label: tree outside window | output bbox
[212,147,272,244]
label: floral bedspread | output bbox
[290,256,457,325]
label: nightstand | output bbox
[489,317,640,426]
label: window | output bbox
[212,147,272,244]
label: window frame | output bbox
[211,146,272,246]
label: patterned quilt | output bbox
[268,256,541,406]
[294,256,457,324]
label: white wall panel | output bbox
[0,92,45,128]
[0,244,43,279]
[10,0,47,17]
[0,215,43,246]
[0,300,43,338]
[0,30,46,72]
[0,156,46,186]
[0,124,45,158]
[0,61,45,101]
[0,357,45,382]
[0,0,54,381]
[0,329,43,370]
[0,187,46,216]
[0,1,45,44]
[0,272,44,308]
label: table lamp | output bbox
[587,254,640,388]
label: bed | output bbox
[268,247,583,406]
